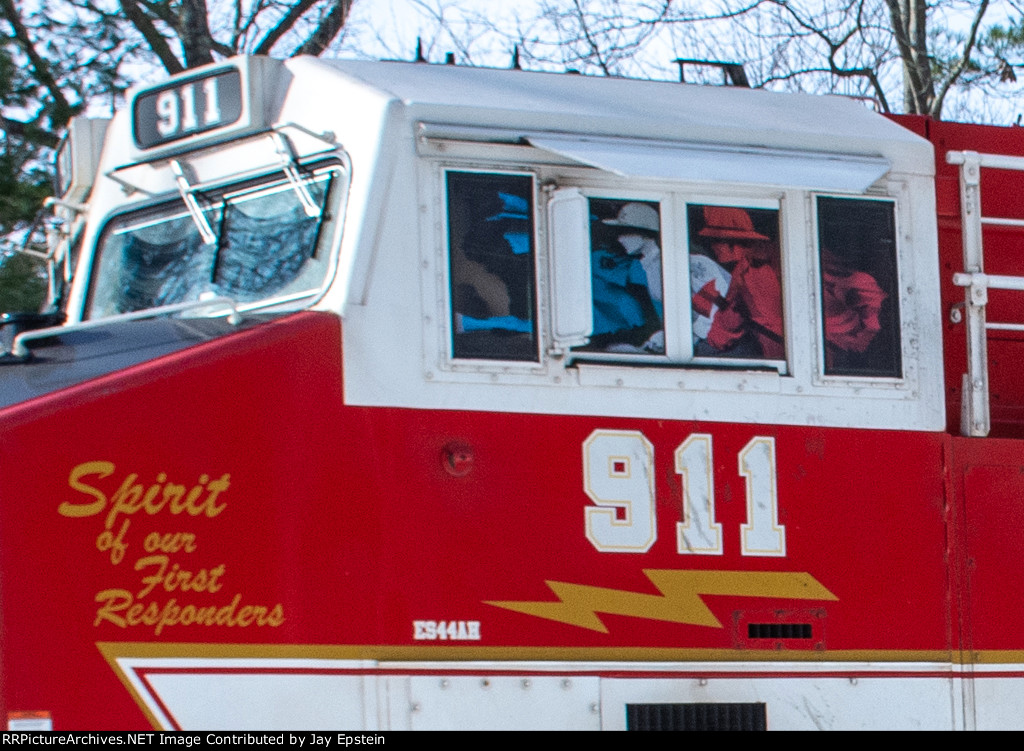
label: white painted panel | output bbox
[116,656,983,730]
[146,673,371,730]
[969,675,1024,730]
[404,675,601,730]
[600,675,956,730]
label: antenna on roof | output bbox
[673,59,750,87]
[414,38,426,63]
[511,47,521,70]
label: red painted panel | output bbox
[0,313,372,728]
[0,312,956,728]
[950,436,1024,654]
[893,116,1024,437]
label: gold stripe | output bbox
[96,643,164,730]
[99,642,962,663]
[964,651,1024,665]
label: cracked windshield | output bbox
[87,165,338,318]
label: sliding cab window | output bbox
[686,203,785,363]
[816,196,901,378]
[446,171,538,361]
[558,193,786,368]
[88,163,340,318]
[575,198,665,355]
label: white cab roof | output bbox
[305,57,933,177]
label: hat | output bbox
[486,192,530,222]
[603,202,660,232]
[698,206,769,241]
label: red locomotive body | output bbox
[3,56,1024,730]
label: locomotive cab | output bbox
[66,57,351,327]
[12,55,1024,732]
[23,55,946,439]
[326,59,944,436]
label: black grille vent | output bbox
[627,703,767,731]
[747,622,813,639]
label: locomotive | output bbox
[1,53,1023,730]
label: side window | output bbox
[687,204,785,361]
[446,171,538,361]
[577,199,664,355]
[816,196,901,378]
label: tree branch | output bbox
[573,0,612,75]
[119,0,184,74]
[0,114,60,149]
[292,0,354,57]
[768,0,890,111]
[179,0,217,67]
[883,0,930,112]
[138,0,177,27]
[0,0,76,126]
[255,0,319,56]
[932,0,990,117]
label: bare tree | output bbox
[0,0,361,311]
[1,1,361,146]
[752,0,991,116]
[417,0,1017,121]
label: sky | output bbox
[336,0,543,67]
[94,0,1024,126]
[332,0,1024,125]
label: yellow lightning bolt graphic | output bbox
[486,570,837,633]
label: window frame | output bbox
[565,188,677,365]
[551,179,790,375]
[433,164,545,369]
[680,194,787,373]
[419,142,919,409]
[811,192,904,383]
[83,158,348,320]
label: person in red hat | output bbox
[691,205,784,359]
[820,247,886,355]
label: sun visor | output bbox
[526,134,891,193]
[106,125,338,197]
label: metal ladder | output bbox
[948,150,1024,436]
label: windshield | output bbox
[87,163,340,318]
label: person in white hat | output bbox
[587,201,664,354]
[603,202,663,311]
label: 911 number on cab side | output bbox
[583,430,785,557]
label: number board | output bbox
[133,67,244,150]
